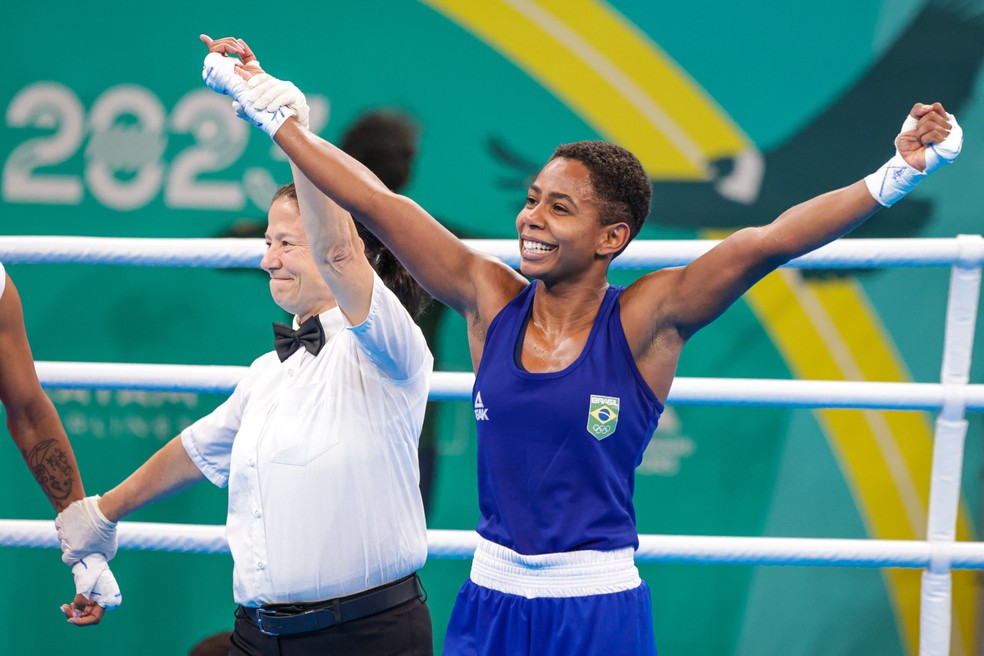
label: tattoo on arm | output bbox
[24,439,74,505]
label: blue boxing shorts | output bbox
[443,536,657,656]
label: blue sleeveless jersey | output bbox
[473,281,664,555]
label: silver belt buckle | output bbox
[255,608,283,636]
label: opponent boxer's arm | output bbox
[0,275,85,512]
[0,275,123,624]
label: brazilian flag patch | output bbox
[587,394,620,440]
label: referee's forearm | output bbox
[100,436,205,522]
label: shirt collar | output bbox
[292,306,346,343]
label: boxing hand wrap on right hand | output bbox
[864,112,963,207]
[232,98,298,139]
[240,73,310,130]
[202,52,306,137]
[72,553,122,610]
[56,495,118,565]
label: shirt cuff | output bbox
[180,430,230,488]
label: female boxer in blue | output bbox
[200,33,962,656]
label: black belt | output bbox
[239,574,425,637]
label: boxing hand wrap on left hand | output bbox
[72,554,122,610]
[865,112,963,207]
[56,495,118,566]
[202,52,247,99]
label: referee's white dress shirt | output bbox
[182,272,433,607]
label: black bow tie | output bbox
[273,315,326,362]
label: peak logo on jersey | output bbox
[587,395,620,439]
[474,391,489,421]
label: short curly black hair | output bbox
[550,141,651,251]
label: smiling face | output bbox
[260,196,335,322]
[516,157,622,284]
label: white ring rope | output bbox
[5,235,984,655]
[7,520,984,570]
[32,361,984,410]
[0,237,264,268]
[2,235,983,269]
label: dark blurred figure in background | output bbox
[190,630,233,656]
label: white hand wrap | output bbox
[231,99,297,138]
[72,553,122,610]
[201,52,247,99]
[925,113,963,173]
[55,495,118,565]
[242,73,310,130]
[864,112,963,207]
[201,53,305,138]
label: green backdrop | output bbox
[2,1,983,654]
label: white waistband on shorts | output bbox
[469,535,641,599]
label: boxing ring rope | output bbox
[26,362,984,409]
[1,235,981,270]
[2,234,982,656]
[7,519,984,569]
